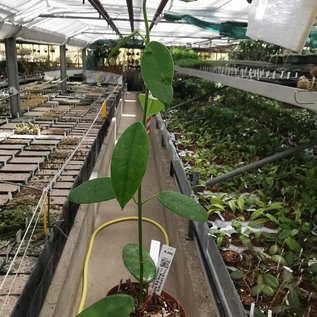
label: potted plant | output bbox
[68,1,208,316]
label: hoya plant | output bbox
[68,1,208,316]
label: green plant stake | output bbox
[68,0,208,315]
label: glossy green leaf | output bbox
[68,177,115,204]
[141,41,174,106]
[76,294,134,317]
[139,93,165,116]
[111,122,149,209]
[251,284,265,296]
[122,244,156,283]
[157,191,208,222]
[262,285,275,297]
[264,274,279,289]
[285,237,301,253]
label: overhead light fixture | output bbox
[247,0,317,52]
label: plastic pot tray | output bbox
[155,114,247,317]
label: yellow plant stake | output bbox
[43,192,47,238]
[101,100,107,119]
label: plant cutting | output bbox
[68,1,208,316]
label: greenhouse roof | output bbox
[0,0,251,48]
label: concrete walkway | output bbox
[39,91,216,317]
[84,91,180,308]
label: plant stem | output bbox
[137,185,144,306]
[143,0,150,44]
[137,84,150,308]
[142,194,157,205]
[135,0,152,307]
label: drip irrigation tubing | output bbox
[206,139,317,186]
[77,217,170,314]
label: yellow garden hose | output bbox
[77,217,170,314]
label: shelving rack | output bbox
[175,65,317,113]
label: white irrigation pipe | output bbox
[0,82,120,306]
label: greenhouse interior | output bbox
[0,0,317,316]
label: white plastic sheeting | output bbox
[247,0,317,52]
[0,0,250,47]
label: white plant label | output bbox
[250,303,255,317]
[151,244,176,295]
[149,240,161,267]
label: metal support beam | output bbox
[5,37,21,118]
[150,0,169,30]
[126,0,134,32]
[206,139,317,186]
[82,48,87,70]
[88,0,122,38]
[60,45,67,93]
[82,47,87,81]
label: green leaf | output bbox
[308,262,317,273]
[264,274,279,289]
[141,41,174,106]
[287,288,301,313]
[212,203,225,211]
[230,270,243,280]
[250,208,265,221]
[227,200,237,212]
[279,229,292,240]
[251,284,265,296]
[68,177,115,204]
[139,94,165,116]
[271,254,287,266]
[285,237,301,253]
[157,191,208,222]
[249,218,267,228]
[266,202,284,211]
[76,294,134,317]
[265,213,279,224]
[108,30,139,61]
[262,285,275,297]
[282,267,293,282]
[111,122,149,209]
[122,244,156,283]
[237,196,245,211]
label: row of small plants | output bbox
[164,82,317,316]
